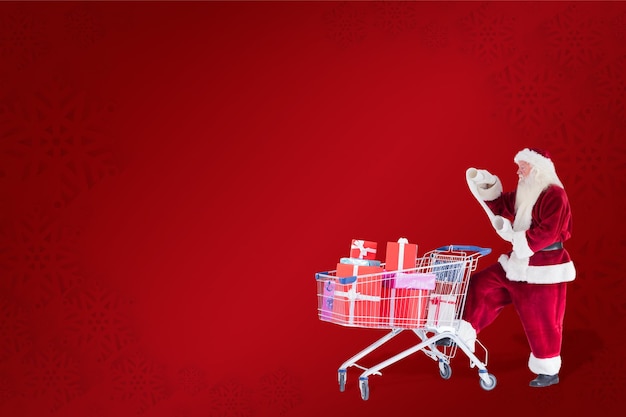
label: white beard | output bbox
[513,174,549,231]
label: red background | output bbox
[1,1,625,416]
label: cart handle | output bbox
[435,245,491,257]
[315,272,358,285]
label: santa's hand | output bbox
[492,215,513,242]
[466,168,497,188]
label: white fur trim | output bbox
[512,231,534,258]
[458,319,477,353]
[476,177,502,201]
[515,148,554,173]
[499,257,576,283]
[529,352,561,375]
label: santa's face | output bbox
[516,161,532,180]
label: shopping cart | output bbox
[315,245,495,400]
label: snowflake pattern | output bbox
[208,379,254,417]
[610,9,626,42]
[421,21,449,49]
[539,6,605,75]
[542,108,626,215]
[490,55,563,136]
[177,366,208,396]
[459,2,517,66]
[0,205,83,309]
[572,346,626,410]
[0,372,17,405]
[371,0,417,37]
[0,295,33,363]
[0,4,49,71]
[61,280,136,364]
[110,352,170,414]
[64,3,105,49]
[257,368,302,416]
[0,76,120,208]
[21,343,85,412]
[322,2,370,48]
[566,235,626,331]
[590,54,626,120]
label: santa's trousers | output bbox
[463,262,567,375]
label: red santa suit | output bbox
[462,148,575,378]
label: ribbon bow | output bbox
[335,286,380,302]
[431,296,454,306]
[351,240,376,259]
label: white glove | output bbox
[492,215,513,242]
[466,168,497,189]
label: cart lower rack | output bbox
[315,245,496,400]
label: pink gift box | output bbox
[394,272,436,289]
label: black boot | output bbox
[529,374,559,387]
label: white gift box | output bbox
[426,294,457,328]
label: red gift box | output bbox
[385,238,418,271]
[333,264,383,326]
[350,239,378,260]
[383,288,429,328]
[380,272,435,328]
[336,263,383,279]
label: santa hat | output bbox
[514,148,563,187]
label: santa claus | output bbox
[460,148,575,387]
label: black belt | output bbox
[540,242,563,251]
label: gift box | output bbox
[385,238,418,272]
[333,264,383,326]
[336,263,383,309]
[350,239,378,260]
[339,257,382,267]
[333,278,383,326]
[386,271,436,289]
[395,272,436,289]
[335,263,383,280]
[426,294,458,328]
[380,272,436,328]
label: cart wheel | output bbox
[359,378,369,401]
[439,361,452,380]
[338,370,346,392]
[479,373,497,391]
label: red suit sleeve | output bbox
[485,191,517,221]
